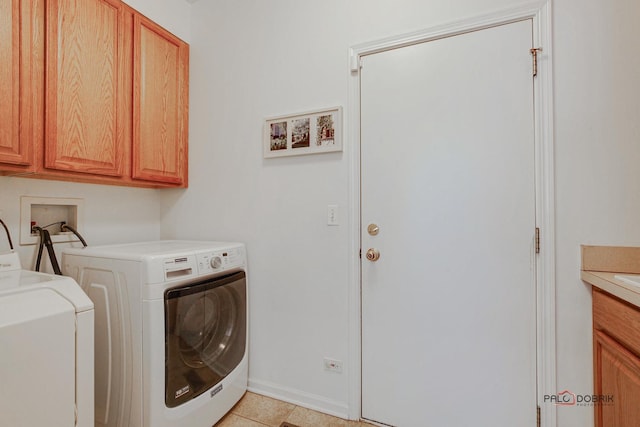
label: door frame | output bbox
[346,1,555,425]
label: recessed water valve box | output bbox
[20,196,84,245]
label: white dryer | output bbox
[62,240,248,427]
[0,251,94,427]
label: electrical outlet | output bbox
[327,205,339,226]
[323,357,343,373]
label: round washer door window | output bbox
[178,287,237,369]
[164,271,246,408]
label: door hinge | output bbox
[535,227,541,254]
[350,53,362,72]
[537,405,541,427]
[530,47,542,77]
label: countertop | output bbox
[582,245,640,308]
[581,270,640,308]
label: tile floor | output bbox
[215,392,375,427]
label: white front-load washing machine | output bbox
[62,240,248,427]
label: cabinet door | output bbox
[594,330,640,427]
[45,0,125,176]
[132,14,188,186]
[0,0,32,167]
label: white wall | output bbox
[125,0,191,42]
[0,176,162,272]
[553,0,640,424]
[159,0,640,425]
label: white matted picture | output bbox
[264,107,342,158]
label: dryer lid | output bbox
[0,252,93,313]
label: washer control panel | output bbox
[196,247,244,275]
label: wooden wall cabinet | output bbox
[0,0,34,171]
[593,288,640,427]
[45,0,127,177]
[132,14,188,185]
[0,0,189,188]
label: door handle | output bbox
[365,248,380,262]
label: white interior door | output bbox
[360,20,537,427]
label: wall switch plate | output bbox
[327,205,339,226]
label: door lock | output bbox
[365,248,380,262]
[367,223,380,236]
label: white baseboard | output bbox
[247,377,351,420]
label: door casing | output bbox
[346,1,555,425]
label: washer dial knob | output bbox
[210,256,222,269]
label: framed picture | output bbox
[264,107,342,158]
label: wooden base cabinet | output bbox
[0,0,188,188]
[593,289,640,427]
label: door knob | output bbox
[365,248,380,262]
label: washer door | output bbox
[165,271,246,408]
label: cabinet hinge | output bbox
[537,405,541,427]
[535,227,541,254]
[530,47,542,77]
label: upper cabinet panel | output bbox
[1,0,188,187]
[132,14,188,186]
[0,0,32,167]
[45,0,125,176]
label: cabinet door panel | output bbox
[132,15,188,185]
[594,288,640,356]
[594,330,640,427]
[0,0,31,166]
[45,0,124,176]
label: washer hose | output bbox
[61,224,88,247]
[33,226,62,275]
[0,218,13,250]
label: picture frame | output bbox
[264,106,342,158]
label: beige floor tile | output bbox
[348,421,377,426]
[230,392,296,427]
[285,406,354,427]
[215,413,270,427]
